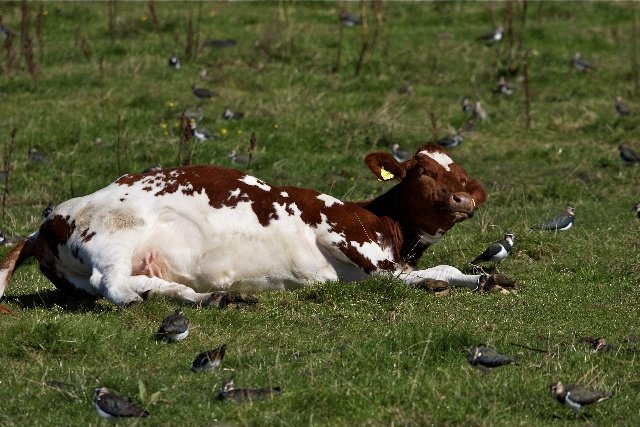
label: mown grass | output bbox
[1,2,639,426]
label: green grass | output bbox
[1,2,640,425]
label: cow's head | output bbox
[365,145,486,237]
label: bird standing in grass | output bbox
[437,131,463,149]
[190,119,212,142]
[28,148,50,164]
[530,205,575,231]
[470,232,515,268]
[571,52,595,72]
[619,144,640,165]
[217,378,282,402]
[156,308,189,342]
[168,54,181,69]
[634,202,640,218]
[93,387,149,421]
[549,381,613,418]
[477,25,503,44]
[615,96,631,117]
[191,84,216,100]
[494,76,516,96]
[391,143,410,162]
[467,345,516,370]
[192,344,227,372]
[222,108,244,120]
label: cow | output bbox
[0,145,490,308]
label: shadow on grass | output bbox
[3,289,104,312]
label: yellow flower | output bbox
[237,130,243,135]
[141,15,148,22]
[167,101,176,109]
[43,10,48,16]
[273,123,280,129]
[160,122,168,130]
[221,128,229,136]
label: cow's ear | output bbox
[364,152,405,181]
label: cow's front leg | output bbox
[128,276,220,306]
[398,265,482,290]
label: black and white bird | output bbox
[222,108,244,120]
[494,76,516,96]
[191,344,227,373]
[549,381,613,417]
[437,132,463,149]
[467,345,516,370]
[217,378,282,403]
[477,25,503,44]
[191,84,216,100]
[168,54,181,69]
[142,163,162,174]
[41,202,55,220]
[190,119,212,142]
[473,101,489,121]
[619,144,640,165]
[227,149,250,166]
[28,148,50,164]
[93,387,149,421]
[470,232,515,267]
[340,12,361,27]
[391,143,410,162]
[571,52,595,72]
[155,308,189,342]
[461,96,474,114]
[530,205,575,232]
[615,96,631,117]
[633,202,640,219]
[0,230,24,246]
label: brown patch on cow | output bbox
[39,215,75,258]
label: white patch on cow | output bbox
[316,213,347,247]
[350,239,394,268]
[419,229,445,244]
[419,150,454,172]
[240,175,271,192]
[280,191,289,198]
[317,194,344,208]
[228,188,242,199]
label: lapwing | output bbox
[634,202,640,218]
[340,12,361,27]
[391,143,410,162]
[28,148,50,164]
[0,229,23,246]
[190,119,212,142]
[470,232,515,267]
[571,52,595,72]
[461,96,474,114]
[494,76,516,96]
[191,344,227,373]
[155,308,189,342]
[530,205,575,231]
[93,387,149,421]
[467,345,516,370]
[227,149,250,166]
[473,101,489,121]
[615,96,631,117]
[142,163,162,174]
[222,108,244,120]
[41,202,55,220]
[619,144,640,165]
[550,381,613,418]
[191,84,216,100]
[437,131,463,149]
[477,25,503,44]
[168,54,181,69]
[216,378,282,403]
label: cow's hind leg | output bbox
[128,276,218,306]
[399,265,482,290]
[90,268,144,307]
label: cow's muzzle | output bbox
[447,192,476,221]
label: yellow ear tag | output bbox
[379,166,394,181]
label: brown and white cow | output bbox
[0,145,487,307]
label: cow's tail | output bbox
[0,235,36,300]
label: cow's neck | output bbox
[358,187,444,268]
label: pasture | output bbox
[1,2,639,425]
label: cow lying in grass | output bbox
[0,145,493,307]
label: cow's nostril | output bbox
[452,194,462,203]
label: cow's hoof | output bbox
[414,279,450,297]
[478,273,518,294]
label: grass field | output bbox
[1,2,639,426]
